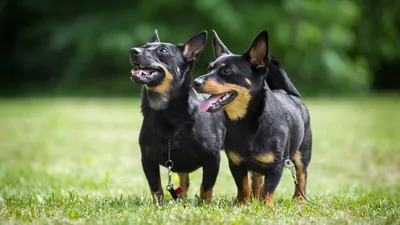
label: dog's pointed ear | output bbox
[212,30,231,58]
[182,30,208,62]
[151,30,160,43]
[244,30,269,68]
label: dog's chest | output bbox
[224,130,277,167]
[225,139,276,165]
[140,131,205,172]
[224,147,277,168]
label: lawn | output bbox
[0,96,399,224]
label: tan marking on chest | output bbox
[226,151,242,165]
[252,152,275,164]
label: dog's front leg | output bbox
[141,156,163,200]
[261,167,284,205]
[200,153,220,204]
[228,160,251,204]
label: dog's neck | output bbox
[141,75,193,137]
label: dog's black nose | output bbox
[130,48,142,56]
[193,79,204,89]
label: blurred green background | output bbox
[1,1,400,223]
[1,0,400,97]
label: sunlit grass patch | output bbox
[0,96,399,224]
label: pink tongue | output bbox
[199,94,225,112]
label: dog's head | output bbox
[130,30,207,109]
[193,30,270,120]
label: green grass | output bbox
[1,96,400,224]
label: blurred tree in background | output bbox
[1,0,399,96]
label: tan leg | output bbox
[293,151,307,204]
[237,172,251,204]
[261,192,275,205]
[251,173,264,200]
[177,173,189,199]
[152,178,164,200]
[200,185,213,204]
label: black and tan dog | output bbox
[129,30,225,203]
[193,30,312,205]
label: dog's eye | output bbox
[221,68,231,75]
[158,47,168,54]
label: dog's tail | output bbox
[266,56,301,97]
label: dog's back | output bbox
[271,88,312,201]
[267,56,310,157]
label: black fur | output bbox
[193,30,312,204]
[129,30,225,202]
[266,56,301,97]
